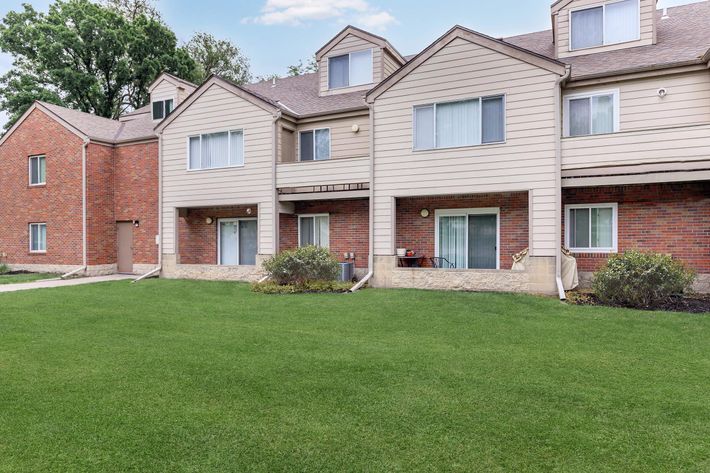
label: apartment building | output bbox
[1,0,708,294]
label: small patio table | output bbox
[397,254,425,268]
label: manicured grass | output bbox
[0,273,58,285]
[0,281,708,472]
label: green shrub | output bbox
[593,250,695,308]
[251,280,352,294]
[0,263,9,274]
[262,246,340,285]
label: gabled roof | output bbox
[506,1,710,81]
[148,72,198,94]
[366,25,567,102]
[315,25,406,65]
[154,75,283,133]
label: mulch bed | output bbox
[567,291,710,314]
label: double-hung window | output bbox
[413,95,505,150]
[29,155,46,185]
[565,203,618,253]
[328,49,373,89]
[299,214,329,248]
[570,0,640,50]
[299,129,330,161]
[29,223,47,253]
[152,99,174,120]
[564,90,618,137]
[188,130,244,170]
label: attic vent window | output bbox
[152,98,174,120]
[328,48,373,89]
[570,0,639,51]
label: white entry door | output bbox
[219,220,238,265]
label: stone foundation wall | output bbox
[161,253,266,282]
[371,255,557,295]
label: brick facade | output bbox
[0,109,84,265]
[0,109,159,270]
[562,182,710,273]
[396,192,529,269]
[178,206,258,264]
[279,198,369,268]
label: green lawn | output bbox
[0,281,708,472]
[0,273,58,285]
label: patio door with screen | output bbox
[437,209,499,269]
[219,218,257,265]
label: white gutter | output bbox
[81,138,89,270]
[132,266,161,283]
[349,271,372,292]
[272,111,282,257]
[157,132,163,269]
[61,266,86,280]
[554,66,572,300]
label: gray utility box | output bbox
[339,262,354,282]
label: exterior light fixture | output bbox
[351,124,360,133]
[205,217,214,225]
[246,208,252,215]
[133,220,140,228]
[420,209,430,218]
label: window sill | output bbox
[412,140,507,153]
[569,249,617,255]
[28,184,46,188]
[28,251,47,255]
[186,165,245,173]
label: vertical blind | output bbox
[328,49,372,89]
[569,206,614,249]
[414,96,504,150]
[571,0,639,50]
[299,216,329,248]
[188,130,243,170]
[30,223,46,252]
[438,216,467,269]
[328,55,349,89]
[300,129,330,161]
[30,156,46,185]
[568,94,614,137]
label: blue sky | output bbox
[0,0,700,128]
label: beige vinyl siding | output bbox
[320,34,382,96]
[280,126,296,163]
[383,50,401,78]
[562,70,710,169]
[276,156,370,188]
[293,115,369,162]
[372,37,561,257]
[556,0,655,58]
[161,83,275,255]
[151,79,177,102]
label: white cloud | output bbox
[244,0,397,30]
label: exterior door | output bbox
[238,220,257,265]
[468,214,498,269]
[117,222,134,273]
[219,220,239,265]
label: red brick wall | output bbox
[178,206,257,264]
[396,193,529,269]
[562,182,710,273]
[86,143,115,265]
[114,142,158,265]
[0,109,84,265]
[278,199,369,268]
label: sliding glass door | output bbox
[218,218,258,265]
[436,209,499,270]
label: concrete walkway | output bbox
[0,274,135,293]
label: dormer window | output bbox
[328,49,373,89]
[152,98,174,120]
[570,0,639,51]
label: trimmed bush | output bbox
[262,245,340,285]
[251,280,352,294]
[593,250,695,308]
[0,263,9,274]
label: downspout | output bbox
[134,132,163,282]
[81,138,89,270]
[350,102,375,292]
[270,111,282,280]
[554,66,572,300]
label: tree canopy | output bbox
[184,32,251,84]
[0,0,197,129]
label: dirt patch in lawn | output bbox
[567,291,710,313]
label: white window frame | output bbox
[434,208,500,270]
[29,222,47,253]
[297,213,330,249]
[297,128,331,161]
[563,89,620,137]
[412,95,506,151]
[328,48,373,90]
[564,203,618,253]
[568,0,641,52]
[186,129,245,171]
[151,97,175,121]
[28,155,46,186]
[216,217,258,266]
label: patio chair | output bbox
[430,257,455,269]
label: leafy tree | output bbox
[255,73,280,83]
[287,56,318,76]
[0,0,198,129]
[185,32,251,84]
[101,0,161,21]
